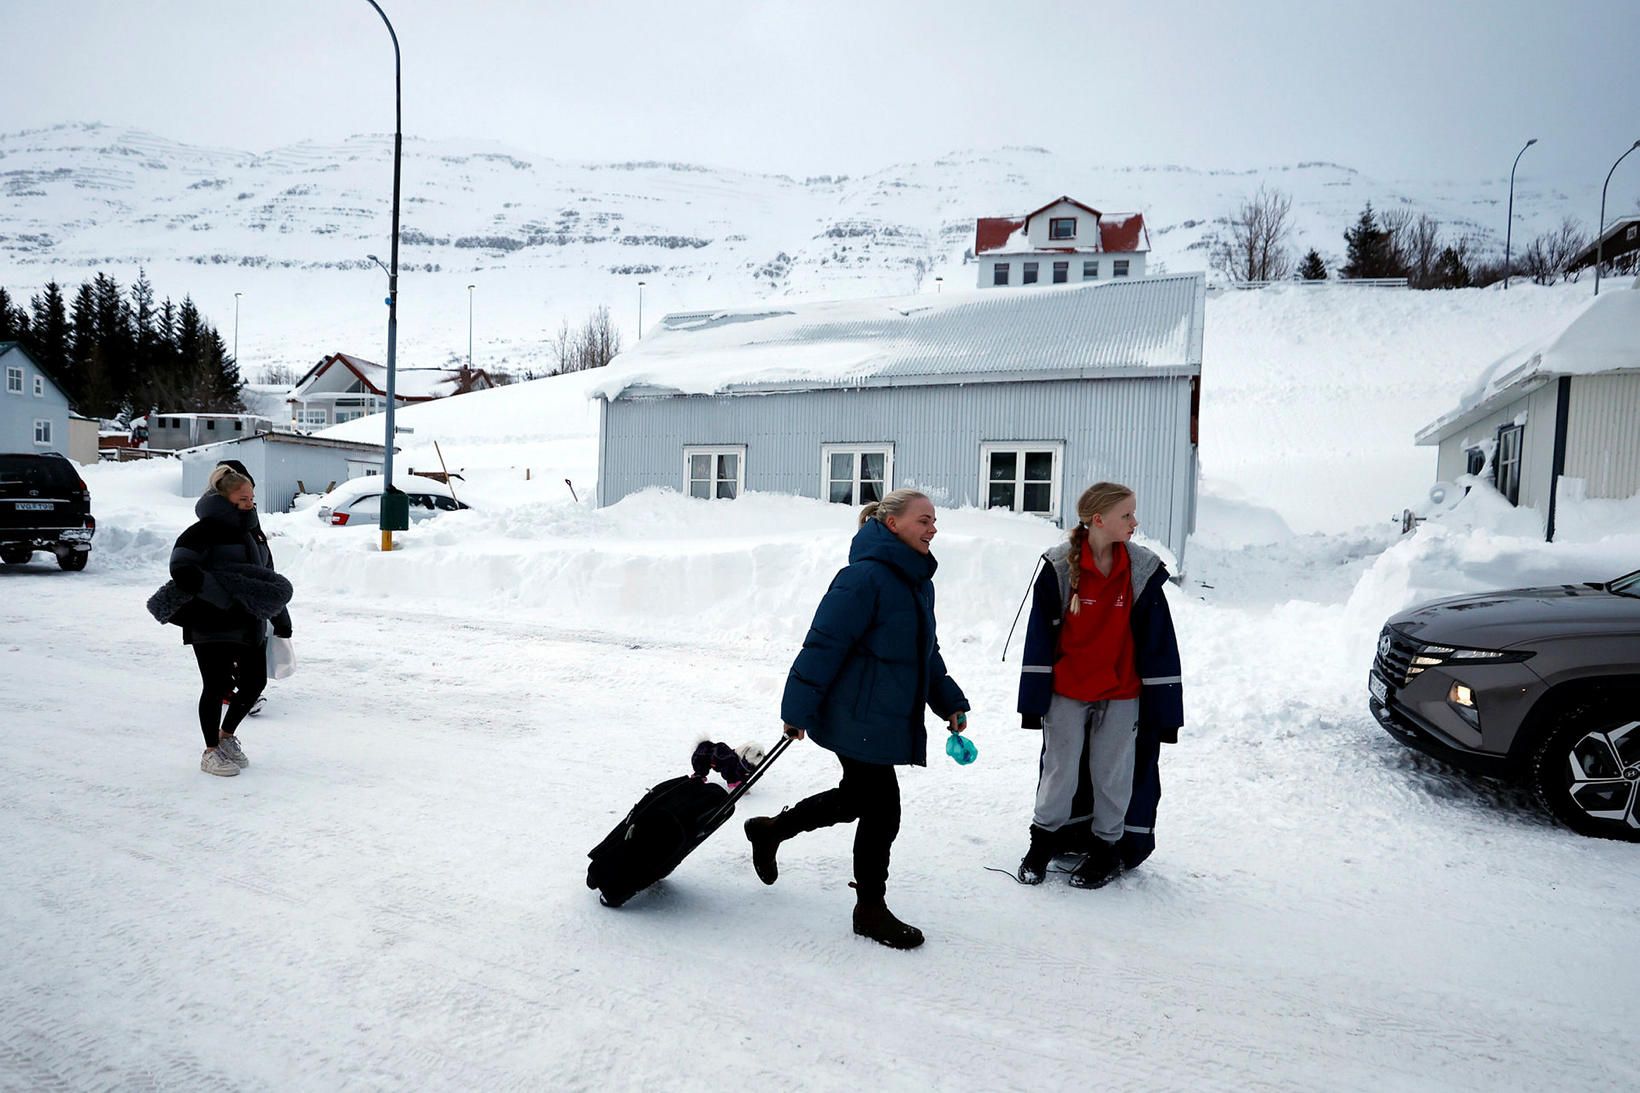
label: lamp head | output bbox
[638,281,646,287]
[467,283,475,290]
[1526,138,1538,147]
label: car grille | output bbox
[1374,628,1431,687]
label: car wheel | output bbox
[1530,704,1640,842]
[56,549,89,572]
[1,545,31,565]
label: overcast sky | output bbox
[10,0,1640,192]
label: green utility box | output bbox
[379,487,410,532]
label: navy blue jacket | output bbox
[781,519,969,766]
[1016,540,1183,738]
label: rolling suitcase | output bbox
[587,734,793,907]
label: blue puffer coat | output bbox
[781,518,969,766]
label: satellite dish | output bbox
[1428,481,1462,511]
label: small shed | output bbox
[149,413,273,452]
[1415,280,1640,540]
[594,275,1205,564]
[180,431,392,514]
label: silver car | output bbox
[1369,568,1640,840]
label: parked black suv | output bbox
[1369,569,1640,841]
[0,452,95,571]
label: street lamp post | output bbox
[637,281,646,340]
[935,276,943,293]
[467,283,475,370]
[233,292,242,361]
[364,0,404,552]
[1504,138,1537,290]
[1596,140,1640,297]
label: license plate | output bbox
[14,502,53,511]
[1368,671,1389,705]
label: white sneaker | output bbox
[200,748,240,777]
[217,734,250,769]
[247,695,267,717]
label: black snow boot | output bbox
[744,815,785,885]
[1016,824,1055,885]
[1068,837,1123,890]
[852,886,924,950]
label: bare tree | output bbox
[1376,205,1416,278]
[1404,214,1443,288]
[1521,217,1590,285]
[550,306,623,374]
[1210,185,1295,282]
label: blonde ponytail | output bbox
[859,487,928,528]
[1065,481,1134,616]
[207,465,250,498]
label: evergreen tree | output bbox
[66,281,98,410]
[92,272,134,410]
[27,281,70,383]
[1433,245,1472,289]
[1298,248,1327,280]
[0,287,28,342]
[1342,203,1393,279]
[197,328,245,411]
[128,272,162,417]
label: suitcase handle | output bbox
[700,732,794,832]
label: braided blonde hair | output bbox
[207,465,251,498]
[859,487,929,528]
[1066,482,1134,615]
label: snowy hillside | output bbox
[0,122,1604,380]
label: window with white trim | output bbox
[980,442,1062,519]
[822,444,892,505]
[297,407,329,427]
[1022,261,1039,285]
[1052,261,1069,284]
[34,419,52,445]
[992,263,1010,286]
[1083,260,1098,279]
[5,365,20,394]
[1495,424,1523,506]
[33,375,45,397]
[1113,259,1131,277]
[683,445,745,500]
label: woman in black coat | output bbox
[744,488,970,950]
[168,464,292,777]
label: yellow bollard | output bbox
[381,530,393,552]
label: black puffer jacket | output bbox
[167,493,293,646]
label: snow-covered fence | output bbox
[1226,277,1410,290]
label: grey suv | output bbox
[1369,569,1640,841]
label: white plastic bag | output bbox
[266,635,297,680]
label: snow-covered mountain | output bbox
[0,122,1599,377]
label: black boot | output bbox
[1068,837,1122,890]
[1016,824,1055,885]
[744,815,785,885]
[852,886,924,950]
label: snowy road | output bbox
[4,551,1638,1092]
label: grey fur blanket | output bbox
[147,564,294,624]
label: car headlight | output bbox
[1415,643,1533,665]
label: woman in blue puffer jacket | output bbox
[744,488,970,950]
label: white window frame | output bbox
[1083,260,1099,279]
[4,365,21,394]
[297,407,329,427]
[1052,260,1069,284]
[1022,261,1039,285]
[992,262,1010,286]
[1113,258,1131,278]
[820,443,894,506]
[1049,217,1077,241]
[682,444,746,501]
[34,418,53,446]
[979,441,1064,520]
[1496,424,1524,506]
[33,375,45,397]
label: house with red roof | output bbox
[974,196,1150,289]
[287,352,498,428]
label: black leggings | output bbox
[777,754,901,897]
[192,642,267,748]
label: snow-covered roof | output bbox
[591,274,1205,400]
[1416,280,1640,444]
[974,208,1150,255]
[292,353,482,401]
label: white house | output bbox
[0,343,73,458]
[1415,279,1640,540]
[975,196,1150,289]
[288,353,498,428]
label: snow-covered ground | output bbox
[5,281,1640,1090]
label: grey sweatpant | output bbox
[1034,694,1140,844]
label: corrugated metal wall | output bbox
[1434,381,1560,515]
[601,377,1198,562]
[1565,373,1640,499]
[181,440,383,513]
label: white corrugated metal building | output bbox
[180,431,390,514]
[1416,279,1640,540]
[594,274,1205,563]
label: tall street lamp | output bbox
[233,291,242,362]
[1504,138,1537,290]
[935,276,943,293]
[467,283,476,370]
[364,0,405,552]
[1596,139,1640,297]
[637,280,646,340]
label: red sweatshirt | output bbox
[1053,540,1141,702]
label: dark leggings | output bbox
[192,642,267,748]
[776,754,901,897]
